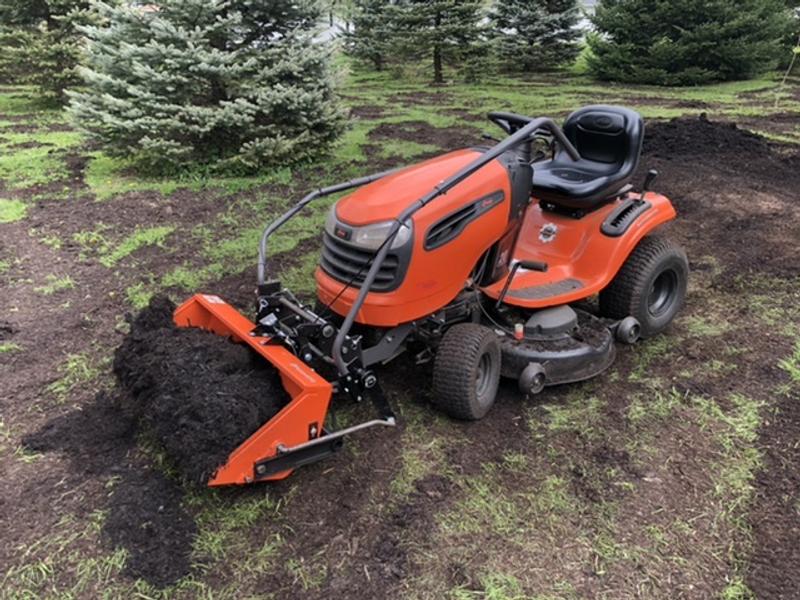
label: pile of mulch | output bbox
[113,296,289,484]
[643,113,771,159]
[642,113,800,186]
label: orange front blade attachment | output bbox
[173,294,334,486]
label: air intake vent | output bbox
[424,190,504,250]
[425,204,478,250]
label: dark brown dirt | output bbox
[113,296,289,484]
[22,392,197,587]
[350,104,388,120]
[639,115,800,598]
[368,120,483,152]
[0,319,17,340]
[746,387,800,599]
[6,140,49,150]
[3,107,800,598]
[388,91,453,105]
[644,113,773,159]
[641,115,800,281]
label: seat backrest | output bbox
[563,105,644,168]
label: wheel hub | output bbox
[648,269,678,317]
[476,353,493,397]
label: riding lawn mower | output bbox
[174,105,689,486]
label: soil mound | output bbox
[644,113,770,159]
[114,296,289,484]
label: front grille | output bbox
[320,232,402,292]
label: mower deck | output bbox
[498,309,616,386]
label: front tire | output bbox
[599,236,688,338]
[432,323,501,420]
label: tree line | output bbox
[347,0,583,84]
[0,0,796,175]
[346,0,797,86]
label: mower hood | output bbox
[334,149,483,226]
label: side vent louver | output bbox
[424,190,504,250]
[425,204,478,250]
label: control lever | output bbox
[642,169,658,194]
[495,260,549,309]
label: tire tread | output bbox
[599,235,688,337]
[432,323,499,420]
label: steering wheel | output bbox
[487,111,580,163]
[488,112,538,135]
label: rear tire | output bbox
[432,323,501,420]
[599,235,688,338]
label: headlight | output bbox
[325,206,412,250]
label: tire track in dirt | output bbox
[746,386,800,599]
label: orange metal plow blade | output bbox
[173,294,333,486]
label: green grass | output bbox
[682,313,732,338]
[0,88,45,114]
[0,198,27,222]
[0,131,83,191]
[84,152,293,201]
[451,572,527,600]
[187,490,285,584]
[693,393,762,505]
[46,353,105,402]
[126,281,155,309]
[778,341,800,383]
[627,387,684,425]
[0,342,21,354]
[379,138,440,159]
[34,274,75,295]
[100,225,175,267]
[721,577,756,600]
[542,391,604,438]
[629,335,678,381]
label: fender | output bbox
[480,192,677,309]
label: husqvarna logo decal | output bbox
[539,223,558,244]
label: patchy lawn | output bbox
[1,69,799,599]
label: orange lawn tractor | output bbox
[175,106,688,486]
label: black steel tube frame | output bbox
[256,117,580,375]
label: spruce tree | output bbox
[68,0,347,174]
[588,0,795,85]
[0,0,93,101]
[491,0,582,72]
[345,0,393,71]
[390,0,485,84]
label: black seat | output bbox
[532,105,644,210]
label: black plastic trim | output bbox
[424,190,505,250]
[601,198,651,237]
[254,435,344,479]
[320,230,413,292]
